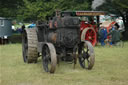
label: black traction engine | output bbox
[22,11,95,73]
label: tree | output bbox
[0,0,24,18]
[18,0,57,21]
[18,0,92,21]
[0,0,93,21]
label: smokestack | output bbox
[91,0,105,10]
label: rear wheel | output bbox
[81,27,97,46]
[78,41,95,69]
[42,43,57,73]
[22,28,38,63]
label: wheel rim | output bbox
[22,31,28,62]
[42,43,57,73]
[85,29,96,46]
[79,41,95,69]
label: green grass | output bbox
[0,42,128,85]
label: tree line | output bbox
[0,0,127,29]
[0,0,92,21]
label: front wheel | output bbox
[78,41,95,70]
[42,43,57,73]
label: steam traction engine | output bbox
[75,11,105,46]
[22,11,95,73]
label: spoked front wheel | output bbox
[78,41,95,70]
[42,43,57,73]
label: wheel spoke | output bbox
[86,46,89,53]
[82,59,85,67]
[87,58,90,63]
[81,58,85,63]
[43,57,49,72]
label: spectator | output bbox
[116,17,125,32]
[98,25,107,46]
[108,24,115,47]
[12,25,15,30]
[116,17,125,40]
[21,24,25,33]
[107,25,121,45]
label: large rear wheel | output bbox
[78,41,95,69]
[81,27,97,46]
[22,28,38,63]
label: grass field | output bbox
[0,42,128,85]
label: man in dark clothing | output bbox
[107,26,120,45]
[98,26,107,46]
[21,24,25,33]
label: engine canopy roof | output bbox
[60,11,105,16]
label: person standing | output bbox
[21,24,25,33]
[98,26,107,46]
[116,17,125,40]
[116,17,125,32]
[107,25,121,45]
[108,25,115,47]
